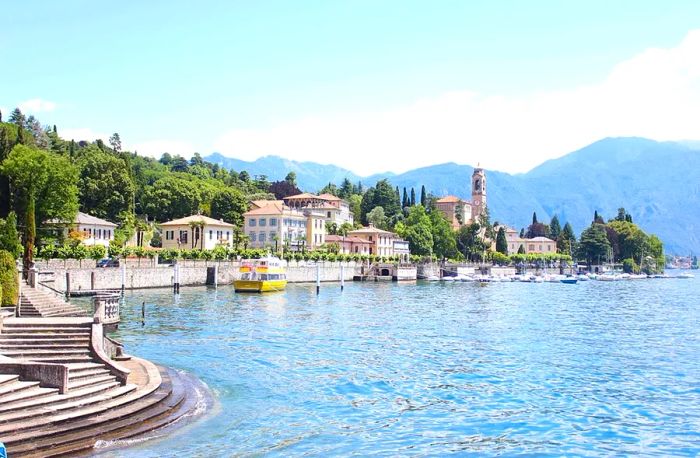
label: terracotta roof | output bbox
[436,195,464,203]
[325,235,372,244]
[160,215,235,227]
[348,226,397,236]
[317,193,341,201]
[244,205,305,217]
[250,199,284,209]
[283,193,320,200]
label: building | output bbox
[347,225,408,257]
[324,235,373,255]
[495,225,557,255]
[436,167,487,229]
[243,201,326,251]
[49,212,117,247]
[283,193,354,225]
[160,215,235,250]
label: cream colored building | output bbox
[160,215,235,250]
[347,225,408,257]
[283,193,354,225]
[243,201,326,251]
[495,225,557,255]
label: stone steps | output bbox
[0,380,126,415]
[18,288,86,318]
[0,380,41,398]
[0,374,19,387]
[2,368,188,457]
[0,337,90,345]
[0,333,91,340]
[0,386,59,408]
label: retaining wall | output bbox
[44,261,360,291]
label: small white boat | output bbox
[427,275,440,281]
[442,276,455,282]
[576,274,589,281]
[677,272,695,279]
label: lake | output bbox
[95,275,700,457]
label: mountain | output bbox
[204,152,393,191]
[206,138,700,254]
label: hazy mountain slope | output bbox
[206,138,700,253]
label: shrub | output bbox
[0,250,19,306]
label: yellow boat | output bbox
[233,256,288,292]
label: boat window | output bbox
[260,274,268,280]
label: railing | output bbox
[93,293,121,325]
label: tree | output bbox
[210,188,248,227]
[420,185,426,207]
[0,212,22,259]
[9,108,25,127]
[141,175,205,221]
[170,155,189,172]
[557,222,576,255]
[77,147,135,221]
[284,172,297,187]
[348,195,362,225]
[403,206,433,256]
[372,179,401,218]
[519,228,525,238]
[517,244,526,254]
[578,224,611,266]
[402,188,408,209]
[108,133,122,152]
[593,210,605,224]
[429,209,457,259]
[23,195,36,273]
[338,222,353,236]
[549,215,561,241]
[325,222,338,235]
[367,206,387,229]
[1,144,79,228]
[269,180,301,199]
[410,188,416,207]
[532,212,538,225]
[0,250,19,306]
[496,227,508,254]
[159,152,173,166]
[456,223,484,261]
[339,178,353,199]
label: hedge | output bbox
[0,250,18,306]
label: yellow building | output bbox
[243,201,325,251]
[436,167,487,229]
[347,225,408,257]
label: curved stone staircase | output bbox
[0,298,203,456]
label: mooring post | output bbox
[65,272,71,299]
[173,263,180,294]
[91,271,95,291]
[141,301,146,326]
[214,264,218,289]
[340,264,344,291]
[316,263,320,295]
[120,262,126,296]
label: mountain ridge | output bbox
[205,137,700,254]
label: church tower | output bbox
[471,167,486,220]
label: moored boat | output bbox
[233,256,288,292]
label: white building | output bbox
[160,215,235,250]
[50,212,117,247]
[243,201,326,251]
[283,193,354,225]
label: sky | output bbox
[2,1,700,175]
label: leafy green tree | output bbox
[284,172,297,186]
[77,147,135,221]
[210,187,248,227]
[456,223,484,261]
[0,212,21,259]
[578,224,611,266]
[23,195,35,272]
[373,179,401,218]
[141,175,204,221]
[517,244,526,254]
[109,133,122,152]
[1,144,79,228]
[339,178,353,199]
[9,108,25,127]
[367,206,387,229]
[429,209,457,259]
[403,206,433,256]
[325,222,338,235]
[348,195,362,225]
[496,226,508,254]
[338,222,353,236]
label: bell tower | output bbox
[471,167,486,219]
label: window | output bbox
[529,244,534,251]
[250,232,257,242]
[259,232,266,242]
[270,231,276,241]
[180,230,188,244]
[209,230,213,240]
[249,219,256,227]
[327,211,331,218]
[369,236,373,241]
[226,231,230,240]
[270,218,277,226]
[539,245,543,251]
[259,218,267,227]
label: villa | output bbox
[347,225,409,258]
[283,192,354,225]
[243,201,326,251]
[324,234,373,255]
[495,225,557,255]
[48,211,117,247]
[160,214,235,250]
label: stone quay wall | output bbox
[41,260,360,292]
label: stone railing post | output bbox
[94,294,120,325]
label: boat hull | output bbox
[233,280,288,293]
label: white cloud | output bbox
[18,98,57,113]
[213,29,700,175]
[128,139,195,158]
[60,127,110,143]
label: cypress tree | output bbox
[496,227,508,254]
[23,195,36,276]
[402,188,408,208]
[532,212,538,225]
[549,215,561,240]
[420,185,426,206]
[410,188,416,206]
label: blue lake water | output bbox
[96,276,700,457]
